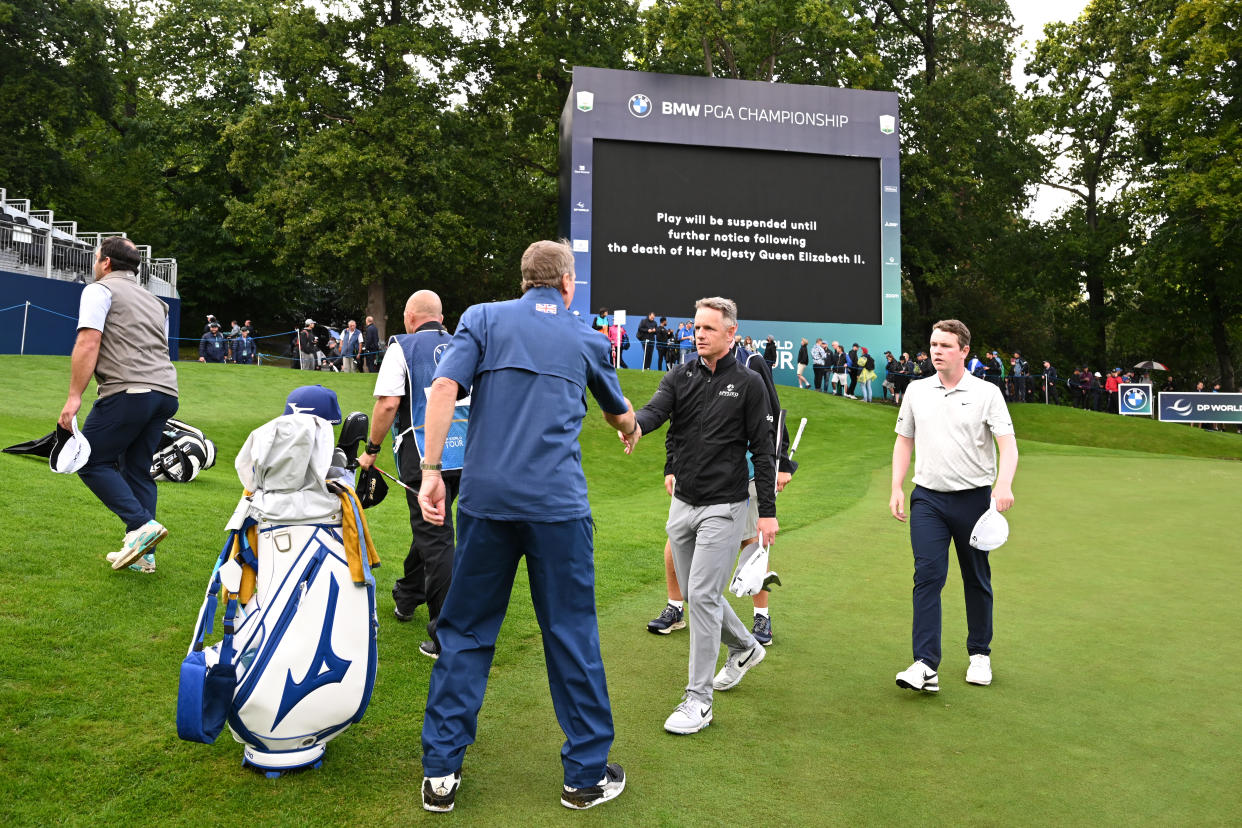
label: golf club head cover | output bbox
[356,465,388,508]
[337,412,369,470]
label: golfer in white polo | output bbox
[889,319,1017,692]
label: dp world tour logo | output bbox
[628,93,652,118]
[1169,399,1193,416]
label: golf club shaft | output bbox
[375,466,415,492]
[788,417,807,459]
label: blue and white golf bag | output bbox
[177,414,380,775]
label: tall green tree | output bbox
[865,0,1039,341]
[1024,0,1152,366]
[640,0,884,86]
[0,0,113,203]
[1125,0,1242,389]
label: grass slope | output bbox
[0,357,1239,825]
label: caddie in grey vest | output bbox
[59,237,180,573]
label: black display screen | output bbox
[590,139,881,324]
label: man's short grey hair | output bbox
[694,296,737,327]
[521,239,574,292]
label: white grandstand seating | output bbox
[0,186,178,298]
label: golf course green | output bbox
[1,356,1239,825]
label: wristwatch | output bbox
[365,441,383,455]
[420,462,443,471]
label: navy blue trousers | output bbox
[909,485,993,670]
[421,513,613,788]
[79,391,179,532]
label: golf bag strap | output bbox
[187,536,234,654]
[153,442,188,480]
[224,520,259,604]
[327,481,380,584]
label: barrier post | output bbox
[21,301,30,355]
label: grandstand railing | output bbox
[0,217,178,298]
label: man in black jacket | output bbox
[637,312,659,370]
[655,318,674,370]
[363,315,380,373]
[847,343,862,397]
[627,297,776,735]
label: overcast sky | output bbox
[1009,0,1092,217]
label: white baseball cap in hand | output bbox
[49,416,91,474]
[970,498,1009,551]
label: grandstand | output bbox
[1,185,181,358]
[0,186,177,298]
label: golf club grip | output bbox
[789,417,807,459]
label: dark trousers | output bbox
[848,368,860,396]
[79,390,179,532]
[393,476,459,645]
[909,485,993,670]
[813,364,826,390]
[421,513,613,788]
[641,339,655,370]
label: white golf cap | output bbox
[970,499,1009,551]
[49,416,91,474]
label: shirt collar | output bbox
[931,370,981,394]
[414,320,445,333]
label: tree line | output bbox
[2,0,1237,386]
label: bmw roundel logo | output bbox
[1123,387,1147,410]
[433,343,450,364]
[628,93,652,118]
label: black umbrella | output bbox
[1134,360,1168,371]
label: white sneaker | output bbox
[895,660,939,693]
[422,771,461,812]
[111,520,167,570]
[106,550,157,573]
[966,654,992,686]
[712,642,766,691]
[664,698,713,734]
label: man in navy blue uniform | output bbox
[359,290,467,660]
[415,240,638,813]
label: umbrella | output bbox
[1134,360,1168,371]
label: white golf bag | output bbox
[177,414,379,775]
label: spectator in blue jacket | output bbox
[677,322,695,364]
[231,327,257,364]
[198,321,227,363]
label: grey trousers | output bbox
[667,497,757,704]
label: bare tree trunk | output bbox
[367,278,387,342]
[1206,269,1237,391]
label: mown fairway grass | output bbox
[1,356,1240,826]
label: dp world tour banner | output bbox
[559,67,900,385]
[1158,392,1242,424]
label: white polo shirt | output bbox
[895,371,1014,491]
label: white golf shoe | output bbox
[664,698,713,734]
[895,660,939,693]
[712,642,766,691]
[111,520,167,570]
[966,654,992,686]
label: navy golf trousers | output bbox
[421,513,613,788]
[79,390,179,532]
[909,485,993,670]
